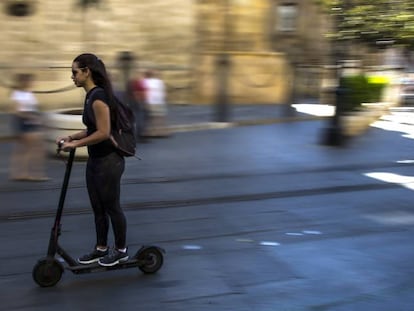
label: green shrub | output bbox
[338,75,388,112]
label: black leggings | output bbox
[86,152,126,249]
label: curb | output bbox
[0,115,325,142]
[168,115,325,133]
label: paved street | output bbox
[0,108,413,310]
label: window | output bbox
[5,1,35,17]
[276,3,298,32]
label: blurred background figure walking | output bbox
[143,70,169,137]
[128,70,149,142]
[9,73,49,181]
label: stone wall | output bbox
[0,0,196,110]
[0,0,311,110]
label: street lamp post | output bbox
[285,44,301,117]
[214,0,231,122]
[215,53,231,122]
[323,61,345,146]
[117,51,135,106]
[322,4,348,146]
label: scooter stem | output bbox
[47,148,76,257]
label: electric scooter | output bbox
[32,143,164,287]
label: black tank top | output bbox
[82,87,115,158]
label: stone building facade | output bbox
[0,0,331,110]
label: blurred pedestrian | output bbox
[56,53,129,267]
[128,70,149,142]
[143,70,168,137]
[9,73,49,181]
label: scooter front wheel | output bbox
[137,247,164,274]
[32,258,64,287]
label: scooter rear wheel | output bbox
[137,247,163,274]
[32,258,63,287]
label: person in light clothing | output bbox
[9,73,49,181]
[143,70,168,137]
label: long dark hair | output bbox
[73,53,117,117]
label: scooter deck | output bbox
[66,258,142,274]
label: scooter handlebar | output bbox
[57,139,66,154]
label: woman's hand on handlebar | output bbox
[55,136,72,145]
[61,141,77,152]
[56,136,75,152]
